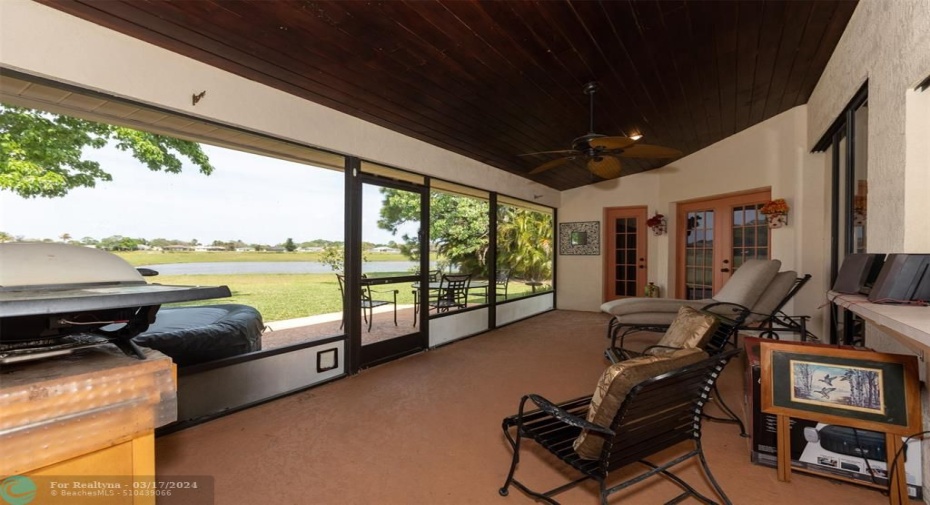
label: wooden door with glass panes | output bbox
[603,206,647,302]
[676,190,771,299]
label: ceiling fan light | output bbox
[630,134,643,141]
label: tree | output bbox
[0,231,13,243]
[284,237,297,252]
[0,105,214,198]
[378,188,489,274]
[98,235,139,251]
[321,244,344,272]
[497,206,553,281]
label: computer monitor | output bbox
[832,253,885,294]
[867,254,930,303]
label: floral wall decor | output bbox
[646,212,667,236]
[559,221,600,255]
[760,198,790,228]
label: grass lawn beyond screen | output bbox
[154,273,545,322]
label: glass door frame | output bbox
[603,206,648,302]
[346,165,430,371]
[813,82,868,344]
[675,189,771,299]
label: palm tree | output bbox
[497,207,553,282]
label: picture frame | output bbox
[760,341,921,436]
[558,221,599,255]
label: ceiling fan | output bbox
[521,82,682,180]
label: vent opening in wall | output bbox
[317,348,339,372]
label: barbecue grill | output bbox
[0,243,230,363]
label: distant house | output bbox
[299,247,324,253]
[193,246,226,252]
[164,245,194,252]
[370,246,400,253]
[235,247,253,252]
[266,247,286,252]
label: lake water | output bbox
[142,261,430,275]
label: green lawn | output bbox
[155,273,549,322]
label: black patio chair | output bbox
[606,302,752,437]
[606,302,751,363]
[495,269,510,300]
[412,270,443,325]
[336,274,398,332]
[429,274,470,313]
[471,269,511,304]
[499,349,740,505]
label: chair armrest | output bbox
[702,302,752,325]
[523,394,614,436]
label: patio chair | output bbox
[499,348,740,505]
[742,272,814,340]
[336,274,398,332]
[429,274,471,313]
[606,302,752,436]
[412,270,444,325]
[603,259,786,342]
[471,269,511,304]
[495,269,511,300]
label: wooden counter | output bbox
[0,346,176,504]
[828,291,930,358]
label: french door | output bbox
[603,206,648,302]
[676,190,771,299]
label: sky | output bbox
[0,143,416,246]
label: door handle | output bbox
[720,268,730,273]
[638,265,645,269]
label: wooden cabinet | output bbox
[1,348,176,504]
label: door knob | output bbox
[720,268,730,273]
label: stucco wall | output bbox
[807,2,930,499]
[807,0,930,253]
[558,106,827,337]
[0,1,559,207]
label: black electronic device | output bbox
[816,425,887,461]
[832,253,886,294]
[868,254,930,303]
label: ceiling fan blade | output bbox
[587,156,622,179]
[529,156,576,175]
[518,149,581,157]
[588,136,637,150]
[617,144,682,158]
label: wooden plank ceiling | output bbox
[41,0,856,191]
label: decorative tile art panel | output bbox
[559,221,600,255]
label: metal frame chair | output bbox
[606,272,813,344]
[606,302,752,437]
[499,349,740,505]
[743,274,814,340]
[429,274,471,313]
[412,270,442,325]
[336,274,398,332]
